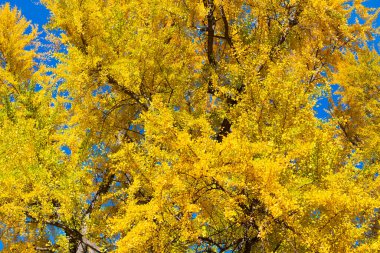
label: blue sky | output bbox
[2,0,49,26]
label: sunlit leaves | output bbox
[1,0,380,252]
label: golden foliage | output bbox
[0,0,380,252]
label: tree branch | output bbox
[26,213,102,253]
[82,173,115,220]
[107,75,149,111]
[219,5,240,65]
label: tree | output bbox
[0,0,379,252]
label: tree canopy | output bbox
[0,0,380,252]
